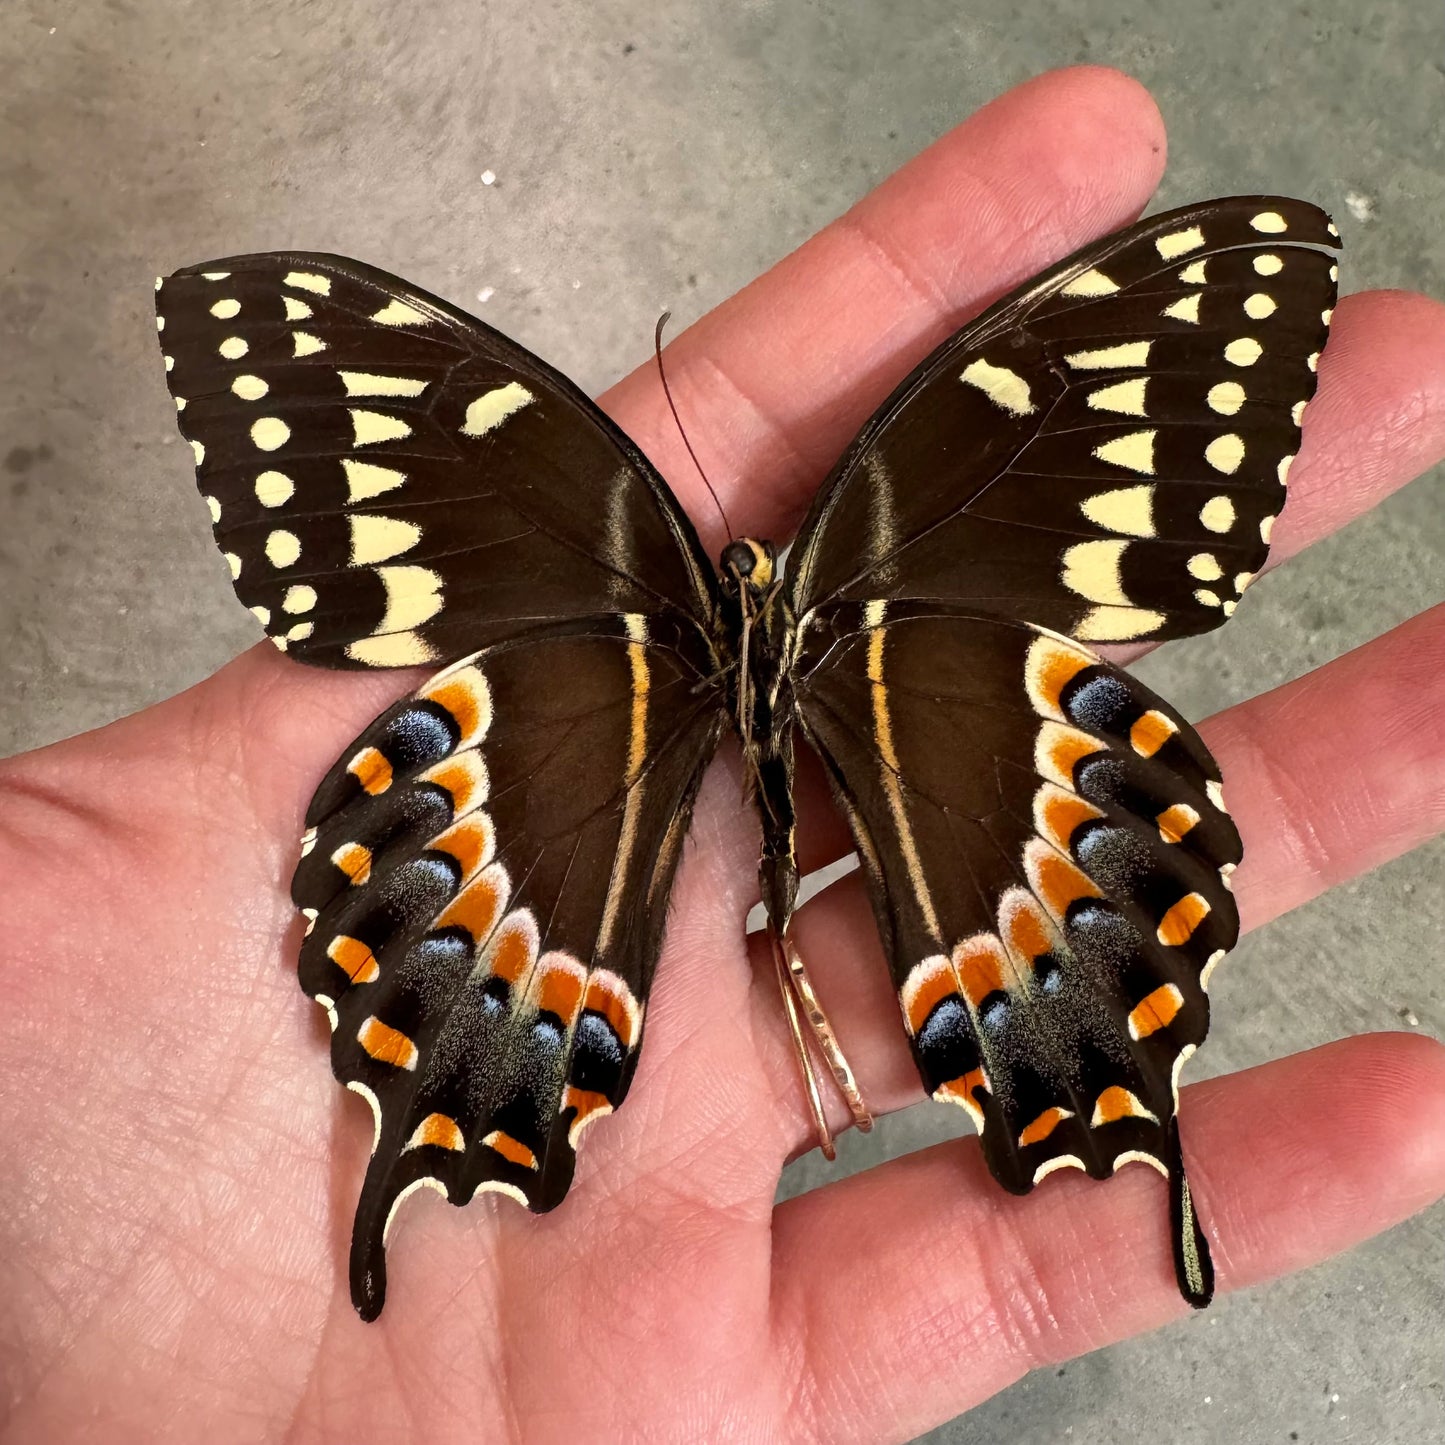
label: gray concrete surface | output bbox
[2,1,1441,1440]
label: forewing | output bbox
[155,253,716,665]
[791,601,1238,1303]
[787,197,1339,645]
[291,612,722,1318]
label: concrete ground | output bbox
[2,1,1440,1441]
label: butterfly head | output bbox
[720,537,776,598]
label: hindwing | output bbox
[787,197,1339,644]
[156,253,716,666]
[292,613,721,1318]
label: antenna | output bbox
[654,313,732,539]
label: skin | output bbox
[2,66,1444,1444]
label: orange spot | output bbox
[437,871,502,943]
[423,668,489,747]
[1091,1085,1156,1126]
[1130,709,1178,758]
[1047,727,1103,783]
[358,1015,418,1070]
[1003,895,1053,965]
[330,842,372,887]
[483,1129,538,1170]
[1020,1105,1073,1147]
[1029,639,1091,718]
[936,1067,989,1110]
[564,1086,613,1144]
[407,1112,465,1151]
[532,953,586,1026]
[328,934,380,984]
[1030,847,1101,917]
[346,746,393,795]
[424,753,487,813]
[901,956,956,1035]
[1128,983,1185,1039]
[583,972,643,1048]
[433,815,493,877]
[1156,802,1201,844]
[954,935,1006,1007]
[1038,786,1104,850]
[1157,893,1210,947]
[487,919,535,985]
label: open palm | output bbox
[3,68,1444,1443]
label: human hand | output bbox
[2,67,1443,1442]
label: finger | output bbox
[603,65,1167,546]
[757,602,1445,1146]
[770,1032,1445,1444]
[781,286,1445,879]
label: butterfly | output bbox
[154,196,1339,1320]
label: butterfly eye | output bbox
[721,540,759,578]
[721,538,776,589]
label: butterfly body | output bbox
[154,196,1338,1318]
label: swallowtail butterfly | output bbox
[154,196,1339,1319]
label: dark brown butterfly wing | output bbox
[788,197,1339,645]
[791,601,1236,1303]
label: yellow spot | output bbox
[219,336,248,359]
[190,440,205,466]
[225,552,241,579]
[1080,484,1155,537]
[358,1016,418,1070]
[1130,709,1177,758]
[1128,982,1186,1039]
[1225,337,1262,367]
[960,358,1035,416]
[1234,571,1254,592]
[1178,259,1208,284]
[1195,588,1222,608]
[1278,454,1295,485]
[349,514,421,564]
[265,529,302,567]
[1250,210,1288,233]
[156,316,165,332]
[232,374,268,401]
[1292,400,1307,426]
[1162,294,1201,324]
[1092,1086,1159,1126]
[1221,600,1237,617]
[375,565,444,632]
[1155,225,1205,259]
[1206,779,1227,812]
[249,604,271,627]
[284,297,312,321]
[1061,267,1118,297]
[345,631,438,666]
[292,331,327,357]
[283,584,317,613]
[1200,495,1236,533]
[1061,539,1129,605]
[1187,553,1222,581]
[1086,379,1148,417]
[339,372,429,398]
[1207,381,1245,415]
[201,271,230,281]
[251,417,291,451]
[1244,292,1277,320]
[406,1114,466,1152]
[1322,308,1333,325]
[350,409,412,446]
[175,397,186,412]
[1307,351,1320,372]
[209,298,241,319]
[341,459,406,501]
[205,495,221,524]
[371,299,427,326]
[1201,948,1227,991]
[1092,429,1156,475]
[460,381,535,437]
[1156,803,1201,844]
[164,354,174,371]
[1073,606,1166,642]
[254,470,294,506]
[284,270,331,295]
[1064,341,1152,370]
[1158,893,1211,946]
[1260,514,1276,543]
[1205,434,1245,474]
[1253,253,1283,276]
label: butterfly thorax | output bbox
[719,537,801,930]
